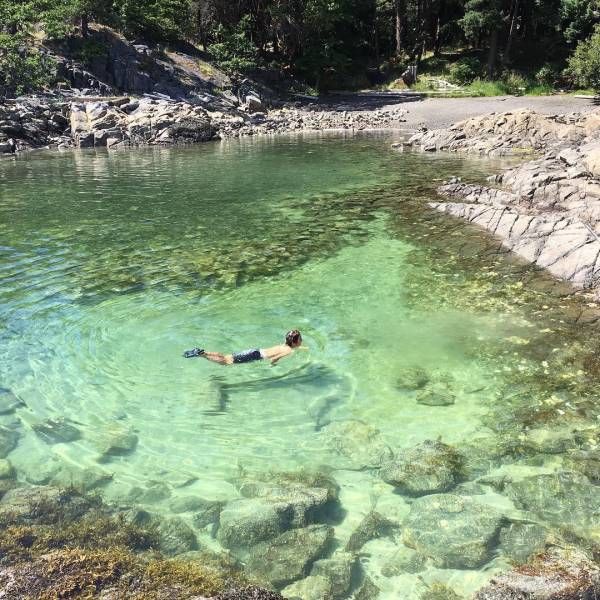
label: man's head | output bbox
[285,329,302,348]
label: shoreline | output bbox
[1,94,595,157]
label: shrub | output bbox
[0,34,56,96]
[207,16,259,74]
[502,71,528,95]
[567,25,600,93]
[535,63,558,86]
[449,57,482,84]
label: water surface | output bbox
[1,134,599,598]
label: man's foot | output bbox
[183,348,205,358]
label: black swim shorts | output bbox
[232,348,264,364]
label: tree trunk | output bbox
[503,0,519,65]
[433,13,441,56]
[80,13,89,38]
[486,27,498,78]
[395,0,404,56]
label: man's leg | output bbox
[203,352,233,365]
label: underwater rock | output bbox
[564,450,600,483]
[50,465,113,492]
[281,575,333,600]
[156,515,198,556]
[0,458,15,479]
[239,475,335,529]
[380,440,464,496]
[499,522,553,564]
[32,417,82,444]
[217,497,290,549]
[474,546,600,600]
[0,486,94,525]
[246,524,333,588]
[192,501,224,531]
[381,545,426,576]
[94,424,138,461]
[310,552,356,599]
[135,481,172,504]
[0,387,25,414]
[418,582,462,600]
[0,478,18,499]
[402,494,505,569]
[396,367,430,391]
[0,426,19,458]
[505,471,600,541]
[345,511,399,553]
[321,420,393,470]
[415,384,456,406]
[354,576,380,600]
[22,455,63,485]
[524,427,580,454]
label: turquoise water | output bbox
[2,134,600,598]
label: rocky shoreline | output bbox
[0,93,408,154]
[405,108,600,295]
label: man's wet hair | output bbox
[285,330,302,347]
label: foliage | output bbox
[115,0,193,42]
[207,15,259,73]
[0,33,56,95]
[535,63,559,85]
[449,57,482,84]
[561,0,600,45]
[567,25,600,92]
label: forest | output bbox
[1,0,600,93]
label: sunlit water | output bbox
[2,134,600,598]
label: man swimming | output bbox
[183,330,305,366]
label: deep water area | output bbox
[1,133,600,598]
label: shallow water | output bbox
[2,133,600,598]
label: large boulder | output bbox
[321,420,393,469]
[498,522,553,564]
[155,515,198,556]
[246,524,333,588]
[583,143,600,177]
[93,424,138,462]
[238,470,338,528]
[217,497,290,549]
[402,494,505,569]
[380,440,464,496]
[474,546,600,600]
[505,471,600,541]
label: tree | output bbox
[561,0,600,45]
[567,24,600,92]
[461,0,504,77]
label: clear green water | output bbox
[2,134,600,598]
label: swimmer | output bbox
[183,329,306,366]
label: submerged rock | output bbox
[381,545,426,576]
[380,440,464,496]
[94,424,138,461]
[0,426,19,458]
[396,367,429,391]
[345,511,398,552]
[50,465,113,492]
[191,500,224,530]
[0,388,25,414]
[402,494,505,569]
[247,524,333,588]
[310,552,356,598]
[505,471,600,540]
[474,546,600,599]
[499,522,553,564]
[239,471,337,529]
[155,515,198,556]
[0,458,15,480]
[32,417,82,444]
[217,497,290,549]
[415,384,456,406]
[354,576,380,600]
[321,420,393,470]
[281,575,333,600]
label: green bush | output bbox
[567,25,600,93]
[535,63,558,86]
[0,34,56,95]
[448,57,482,84]
[502,71,527,95]
[207,16,259,74]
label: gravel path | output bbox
[399,95,597,130]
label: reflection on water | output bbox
[1,135,600,598]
